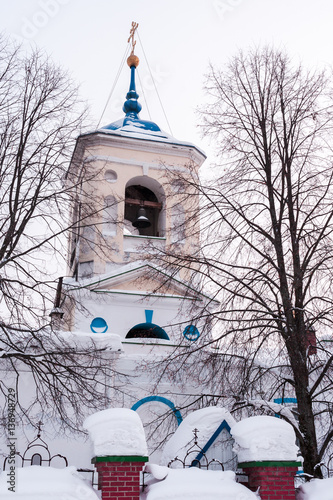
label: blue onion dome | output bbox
[97,50,206,160]
[102,53,168,138]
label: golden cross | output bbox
[128,21,139,56]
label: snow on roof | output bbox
[160,407,236,466]
[231,415,299,462]
[59,330,123,351]
[296,477,333,500]
[84,408,148,457]
[143,464,258,500]
[0,466,98,499]
[95,120,206,157]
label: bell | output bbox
[132,207,151,228]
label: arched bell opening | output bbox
[124,178,165,237]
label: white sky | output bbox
[1,0,333,162]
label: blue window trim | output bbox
[131,396,183,426]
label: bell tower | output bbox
[64,25,208,346]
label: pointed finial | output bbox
[123,21,141,117]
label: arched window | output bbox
[131,396,182,425]
[103,195,117,235]
[125,185,162,237]
[126,322,169,340]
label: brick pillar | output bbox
[239,461,301,500]
[92,455,148,500]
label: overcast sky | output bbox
[1,0,333,162]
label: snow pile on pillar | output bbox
[84,408,148,456]
[144,465,258,500]
[231,415,299,462]
[0,466,98,499]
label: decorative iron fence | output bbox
[2,421,98,487]
[2,422,67,471]
[141,428,236,490]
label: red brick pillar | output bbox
[239,461,301,500]
[92,455,148,500]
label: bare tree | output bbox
[0,36,126,432]
[151,47,333,476]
